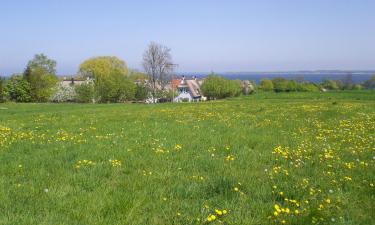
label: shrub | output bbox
[286,80,298,91]
[321,79,339,90]
[5,75,32,102]
[227,79,242,97]
[134,84,149,101]
[242,80,256,95]
[353,84,363,90]
[259,79,274,91]
[201,74,242,99]
[50,84,76,102]
[75,82,94,103]
[298,83,320,92]
[95,71,136,103]
[272,78,289,92]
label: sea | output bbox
[181,71,374,84]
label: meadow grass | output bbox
[0,91,374,225]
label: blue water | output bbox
[182,71,374,84]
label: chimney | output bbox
[181,75,185,84]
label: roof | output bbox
[171,79,182,89]
[185,79,201,97]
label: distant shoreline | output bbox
[179,71,374,84]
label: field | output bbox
[0,91,374,225]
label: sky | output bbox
[0,0,374,75]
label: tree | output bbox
[129,69,148,82]
[201,74,241,99]
[259,79,274,91]
[79,56,128,79]
[75,82,95,103]
[5,74,32,102]
[95,69,136,103]
[201,75,222,99]
[79,56,134,103]
[142,42,174,102]
[24,54,58,102]
[25,53,57,75]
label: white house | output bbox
[173,76,203,102]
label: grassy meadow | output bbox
[0,91,374,225]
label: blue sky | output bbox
[0,0,374,75]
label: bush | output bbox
[298,83,320,92]
[50,84,76,102]
[201,74,242,99]
[242,80,256,95]
[259,79,274,91]
[5,75,32,102]
[286,80,298,92]
[228,79,242,97]
[134,84,149,101]
[321,79,339,90]
[75,82,94,103]
[353,84,363,90]
[95,70,136,103]
[267,77,320,92]
[272,78,289,92]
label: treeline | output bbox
[1,53,374,103]
[0,54,152,103]
[199,74,375,100]
[259,75,375,92]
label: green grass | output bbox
[0,91,374,225]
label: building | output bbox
[60,77,88,87]
[173,76,203,102]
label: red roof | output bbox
[171,79,182,89]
